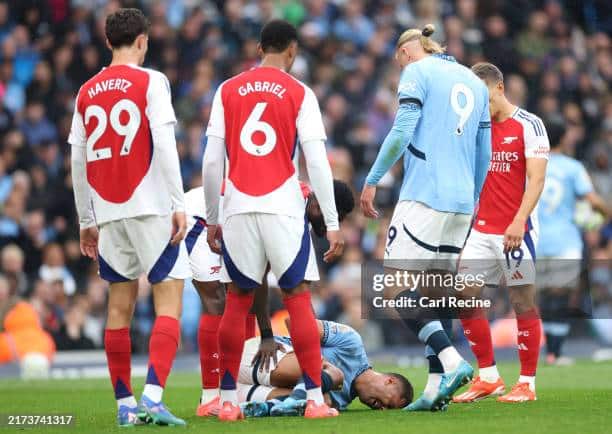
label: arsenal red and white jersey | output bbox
[68,64,177,225]
[475,107,550,234]
[205,66,326,220]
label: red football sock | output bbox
[198,314,221,389]
[460,308,495,369]
[284,291,321,389]
[517,309,541,377]
[245,313,257,339]
[146,316,180,388]
[218,291,254,390]
[104,328,133,399]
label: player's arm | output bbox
[573,164,612,219]
[68,96,98,260]
[251,277,287,372]
[202,85,226,254]
[474,97,492,204]
[361,102,421,218]
[584,191,612,220]
[148,72,186,245]
[504,119,550,252]
[298,87,343,262]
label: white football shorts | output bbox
[384,200,472,271]
[184,216,223,282]
[97,214,190,284]
[238,337,294,387]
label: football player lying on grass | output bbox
[236,316,414,416]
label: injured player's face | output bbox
[355,371,413,410]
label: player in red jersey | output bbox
[68,9,189,426]
[187,180,354,417]
[202,20,344,421]
[454,63,549,404]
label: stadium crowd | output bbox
[0,0,611,357]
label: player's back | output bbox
[400,55,489,214]
[212,66,317,220]
[71,64,176,224]
[538,153,593,256]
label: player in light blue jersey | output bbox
[360,24,491,412]
[537,122,611,365]
[235,320,413,415]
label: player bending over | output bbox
[453,62,549,404]
[360,25,491,412]
[184,180,355,416]
[69,9,189,426]
[536,122,611,366]
[203,20,344,420]
[236,320,413,416]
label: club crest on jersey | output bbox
[502,136,518,145]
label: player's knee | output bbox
[195,281,226,315]
[509,288,536,314]
[107,304,132,326]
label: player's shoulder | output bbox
[128,65,170,86]
[513,107,546,137]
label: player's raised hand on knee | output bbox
[171,211,187,246]
[207,224,222,254]
[80,227,99,260]
[360,184,379,219]
[324,229,345,262]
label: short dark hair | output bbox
[472,62,504,84]
[334,180,355,222]
[546,119,566,149]
[259,19,298,53]
[387,372,413,407]
[105,8,150,49]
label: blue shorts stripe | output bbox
[221,241,260,290]
[524,230,537,262]
[185,218,206,255]
[278,216,310,290]
[99,254,131,283]
[148,241,180,284]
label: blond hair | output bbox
[396,24,445,54]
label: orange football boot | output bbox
[304,401,339,418]
[453,376,505,403]
[218,401,244,421]
[196,396,220,417]
[497,382,537,403]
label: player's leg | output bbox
[498,238,540,403]
[454,232,506,403]
[98,220,143,426]
[262,213,337,418]
[216,213,266,420]
[124,214,190,425]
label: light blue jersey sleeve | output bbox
[322,321,363,349]
[474,94,492,203]
[574,162,593,197]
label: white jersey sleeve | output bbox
[296,86,327,143]
[67,90,86,147]
[146,71,177,128]
[522,112,550,159]
[206,83,225,139]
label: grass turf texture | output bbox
[1,360,611,434]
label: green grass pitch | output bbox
[1,360,611,433]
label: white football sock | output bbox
[142,384,163,403]
[306,387,324,405]
[220,388,238,406]
[479,365,500,383]
[117,396,137,409]
[438,346,462,372]
[423,373,442,401]
[518,375,535,391]
[201,388,219,404]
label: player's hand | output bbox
[503,218,525,253]
[360,184,379,219]
[206,224,222,254]
[324,230,345,263]
[252,337,286,372]
[170,211,187,246]
[79,226,99,260]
